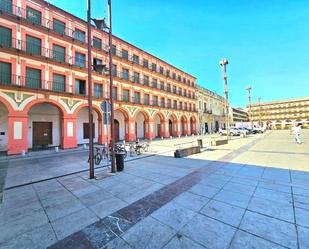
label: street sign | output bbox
[101,100,111,113]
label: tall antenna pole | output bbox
[246,86,252,128]
[219,59,229,140]
[87,0,94,179]
[108,0,116,173]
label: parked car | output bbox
[253,127,265,133]
[237,127,250,135]
[219,128,240,136]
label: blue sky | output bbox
[50,0,309,108]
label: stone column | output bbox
[61,116,77,149]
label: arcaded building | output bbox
[250,97,309,129]
[0,0,197,155]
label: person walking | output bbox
[291,123,302,144]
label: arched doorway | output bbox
[135,111,149,139]
[180,116,187,136]
[0,101,8,153]
[169,120,173,136]
[168,113,178,137]
[27,103,62,150]
[190,116,197,134]
[114,109,128,141]
[153,112,164,138]
[76,107,100,145]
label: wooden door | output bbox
[169,120,173,136]
[33,122,52,147]
[157,124,161,137]
[114,119,119,141]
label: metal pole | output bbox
[246,86,252,128]
[108,0,116,173]
[258,97,261,127]
[220,59,229,140]
[87,0,94,179]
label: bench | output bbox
[174,146,201,158]
[211,138,228,146]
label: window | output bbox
[0,26,12,48]
[159,66,164,74]
[26,35,41,56]
[184,89,187,97]
[0,61,12,85]
[75,79,86,95]
[134,92,140,104]
[93,58,103,73]
[0,0,12,13]
[153,96,158,106]
[167,99,171,108]
[144,94,150,105]
[94,83,103,98]
[160,81,164,90]
[26,67,41,89]
[178,75,181,81]
[53,74,65,92]
[75,29,85,43]
[26,7,41,25]
[111,45,116,56]
[151,63,157,72]
[112,64,117,78]
[179,88,182,96]
[83,123,95,139]
[173,100,177,109]
[179,102,183,110]
[122,49,128,60]
[143,59,149,68]
[173,86,177,94]
[133,55,139,64]
[143,75,149,86]
[93,37,102,50]
[53,19,65,35]
[53,44,65,63]
[172,72,176,80]
[166,83,171,92]
[123,89,129,102]
[75,52,86,68]
[160,98,165,108]
[152,79,157,88]
[184,103,187,110]
[133,72,140,83]
[112,87,117,100]
[122,68,129,81]
[183,78,186,84]
[166,70,170,77]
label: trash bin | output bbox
[197,139,203,148]
[115,152,125,171]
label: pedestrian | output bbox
[291,123,302,144]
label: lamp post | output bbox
[246,86,253,128]
[108,0,116,173]
[219,59,229,140]
[87,0,94,179]
[258,97,262,127]
[87,0,116,178]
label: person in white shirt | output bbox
[291,123,302,144]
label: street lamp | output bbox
[87,0,116,179]
[246,86,253,128]
[219,59,230,140]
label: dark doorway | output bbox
[114,119,120,141]
[215,121,219,132]
[205,123,208,133]
[157,124,161,138]
[169,120,173,136]
[33,122,52,148]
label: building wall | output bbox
[76,108,99,144]
[0,103,8,151]
[249,97,309,129]
[0,0,198,155]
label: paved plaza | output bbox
[0,130,309,248]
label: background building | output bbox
[197,86,226,133]
[0,0,197,155]
[250,97,309,129]
[230,107,249,127]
